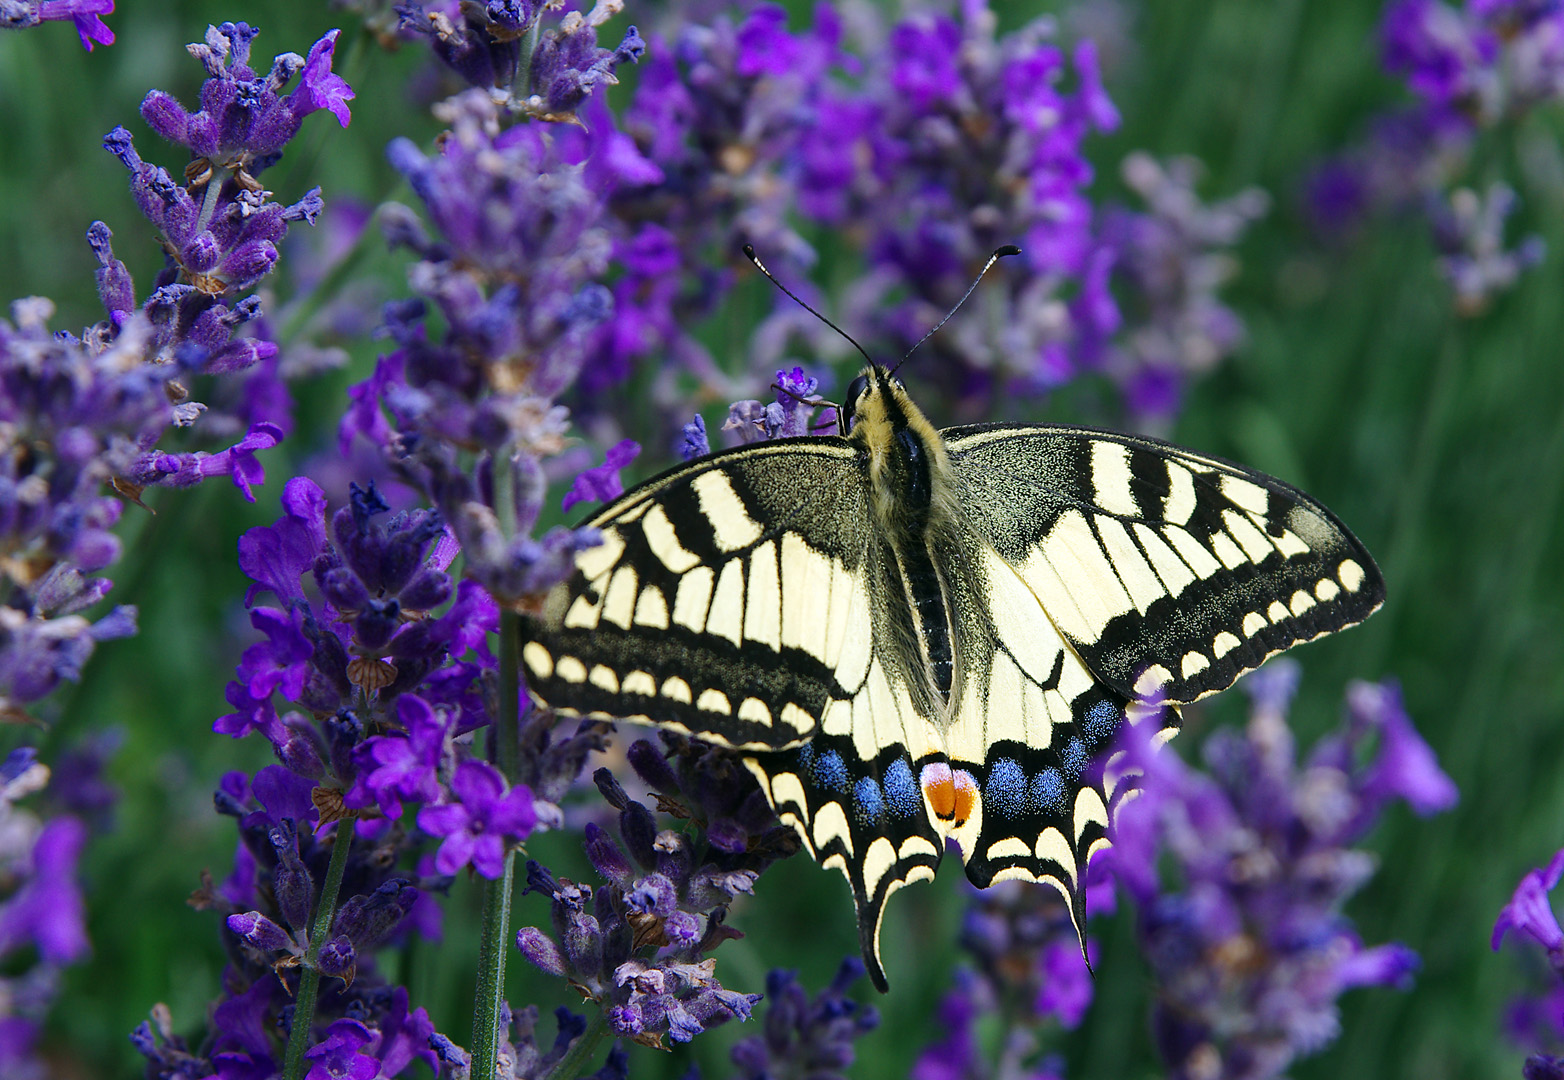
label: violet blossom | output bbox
[398,0,644,121]
[1494,847,1564,1076]
[0,750,94,1080]
[514,743,799,1048]
[1306,0,1560,310]
[0,0,114,50]
[730,959,880,1079]
[1108,661,1449,1080]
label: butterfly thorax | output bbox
[845,366,960,705]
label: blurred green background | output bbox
[2,0,1562,1077]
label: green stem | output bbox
[471,610,525,1078]
[470,850,518,1080]
[281,820,355,1080]
[517,17,545,100]
[275,204,384,348]
[497,610,522,779]
[194,172,226,235]
[539,1008,613,1080]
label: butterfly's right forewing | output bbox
[943,424,1385,706]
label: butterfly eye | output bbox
[846,374,870,404]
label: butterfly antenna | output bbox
[889,244,1021,378]
[743,244,875,369]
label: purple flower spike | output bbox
[0,816,89,963]
[417,760,537,878]
[1107,668,1441,1078]
[1494,849,1564,963]
[1349,679,1459,816]
[731,959,879,1078]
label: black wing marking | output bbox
[943,424,1385,705]
[522,439,874,750]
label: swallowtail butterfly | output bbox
[520,366,1383,991]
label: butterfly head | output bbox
[840,365,912,439]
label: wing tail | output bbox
[743,732,944,993]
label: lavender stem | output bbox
[470,609,525,1077]
[539,1008,612,1080]
[281,820,354,1080]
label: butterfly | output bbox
[519,363,1384,991]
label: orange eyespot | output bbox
[921,763,978,827]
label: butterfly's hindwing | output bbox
[938,533,1181,937]
[744,728,944,993]
[523,440,877,749]
[944,424,1385,705]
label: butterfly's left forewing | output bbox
[943,424,1385,706]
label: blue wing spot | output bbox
[1032,768,1066,815]
[1060,736,1088,781]
[1082,699,1120,745]
[984,758,1027,818]
[854,777,885,827]
[882,757,921,818]
[811,749,849,793]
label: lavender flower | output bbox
[1495,849,1564,1076]
[820,5,1123,401]
[730,959,880,1079]
[429,1003,630,1080]
[1383,0,1564,124]
[353,89,624,603]
[1495,848,1564,970]
[1108,661,1447,1080]
[910,879,1098,1080]
[416,761,537,877]
[1094,153,1269,429]
[0,750,93,1080]
[91,21,350,453]
[1307,0,1558,309]
[398,0,644,120]
[0,299,150,717]
[1428,183,1546,315]
[515,753,787,1047]
[0,0,115,50]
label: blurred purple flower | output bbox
[1428,183,1546,315]
[1382,0,1564,122]
[1107,661,1444,1079]
[563,439,640,512]
[1348,678,1459,817]
[730,959,879,1079]
[0,817,89,963]
[1496,848,1564,1078]
[1095,153,1268,430]
[1494,848,1564,965]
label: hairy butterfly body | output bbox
[520,365,1384,990]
